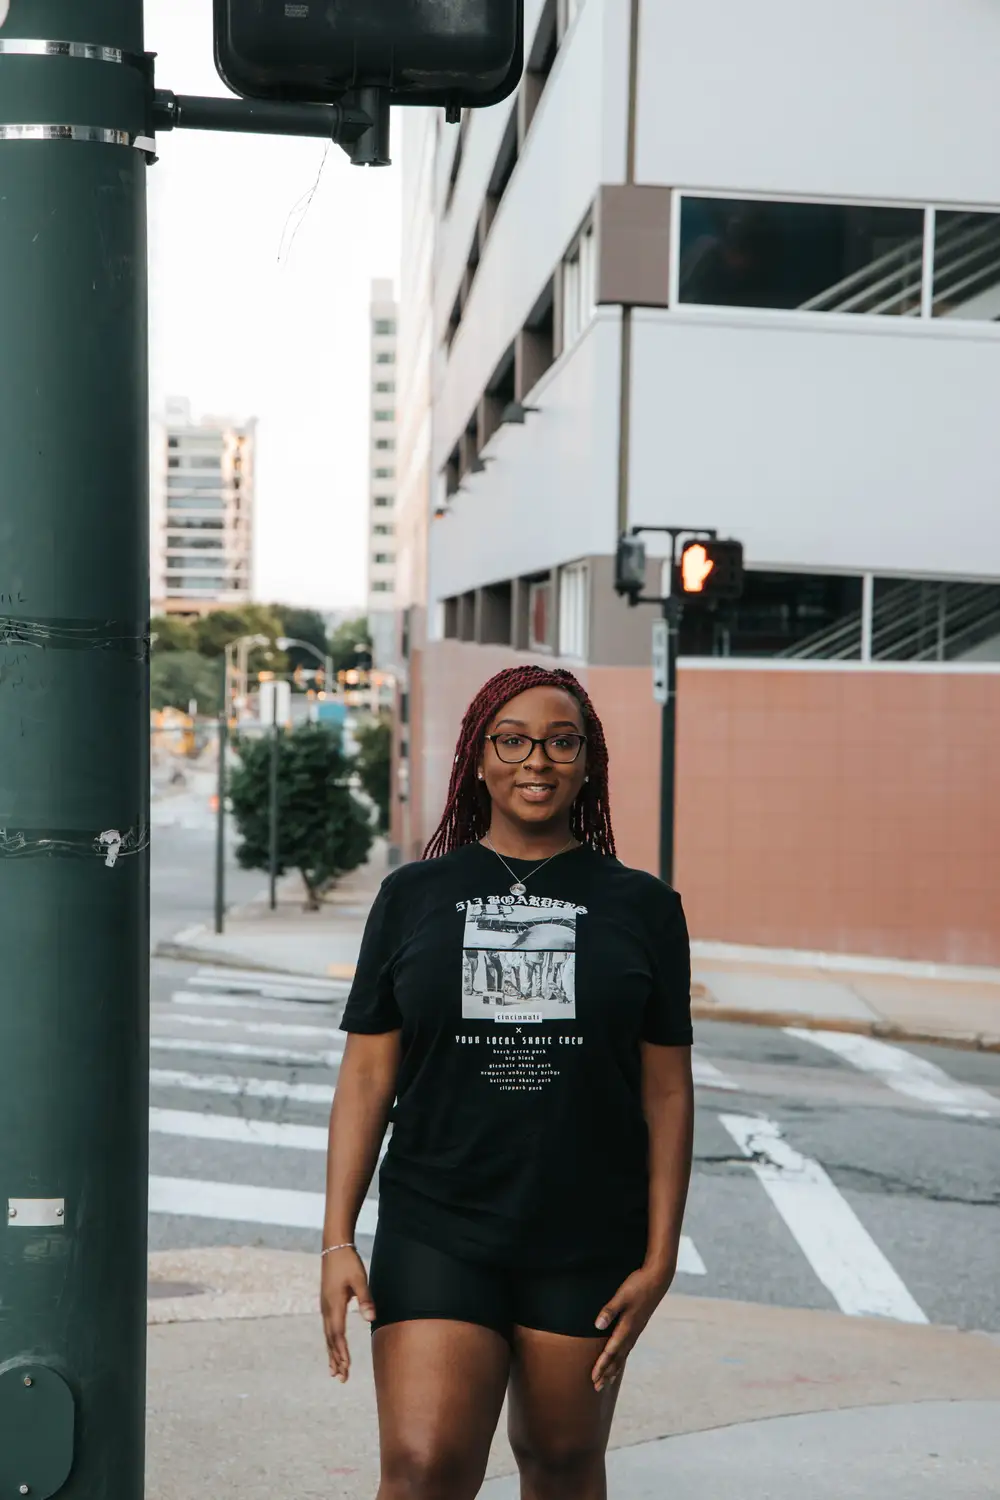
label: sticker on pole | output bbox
[652,619,668,705]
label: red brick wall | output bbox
[674,662,1000,967]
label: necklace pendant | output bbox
[510,882,527,897]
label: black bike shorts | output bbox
[368,1227,637,1342]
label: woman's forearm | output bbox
[641,1051,695,1279]
[323,1033,400,1245]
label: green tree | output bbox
[195,604,284,658]
[354,714,391,833]
[150,615,198,653]
[151,650,222,713]
[273,605,330,671]
[329,615,374,675]
[228,724,373,908]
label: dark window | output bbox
[932,211,1000,320]
[480,582,513,645]
[444,597,460,639]
[678,197,925,315]
[374,318,396,335]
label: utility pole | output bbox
[0,5,151,1496]
[215,653,228,935]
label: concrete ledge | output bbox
[690,998,1000,1054]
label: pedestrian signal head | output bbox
[214,0,524,111]
[678,539,744,601]
[614,535,647,604]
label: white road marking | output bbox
[150,1068,335,1105]
[675,1236,707,1275]
[149,1175,379,1237]
[190,969,347,1000]
[692,1054,739,1092]
[719,1113,927,1324]
[150,1036,344,1067]
[170,989,340,1017]
[149,1107,329,1151]
[784,1028,998,1119]
[156,1011,345,1041]
[148,1106,390,1163]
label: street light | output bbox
[275,635,334,692]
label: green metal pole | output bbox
[0,4,150,1497]
[215,655,228,935]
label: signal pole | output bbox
[0,5,151,1495]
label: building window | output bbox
[374,319,396,335]
[373,523,394,536]
[373,494,393,507]
[932,210,1000,319]
[374,439,395,451]
[372,581,392,593]
[528,579,552,651]
[373,552,395,565]
[374,410,395,422]
[375,352,396,365]
[167,436,179,448]
[375,381,395,393]
[558,562,589,659]
[444,597,460,638]
[561,221,596,348]
[678,196,925,315]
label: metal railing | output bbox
[778,579,1000,662]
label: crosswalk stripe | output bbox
[150,1068,335,1105]
[149,1107,329,1151]
[156,1010,345,1040]
[691,1054,738,1092]
[148,1107,392,1164]
[784,1028,998,1119]
[170,989,340,1016]
[190,969,348,1000]
[150,1037,344,1066]
[675,1236,707,1275]
[719,1113,926,1324]
[148,1175,379,1237]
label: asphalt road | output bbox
[150,777,262,950]
[147,955,1000,1334]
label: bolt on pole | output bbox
[0,2,150,1495]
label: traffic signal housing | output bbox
[676,539,744,601]
[614,535,647,603]
[214,0,524,111]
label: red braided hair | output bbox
[423,666,616,860]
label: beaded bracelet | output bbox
[321,1241,355,1258]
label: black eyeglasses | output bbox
[485,733,587,765]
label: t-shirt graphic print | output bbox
[459,895,583,1022]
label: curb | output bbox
[153,940,338,982]
[152,945,999,1054]
[691,999,1000,1055]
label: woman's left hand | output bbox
[590,1263,675,1391]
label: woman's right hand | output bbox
[320,1246,376,1382]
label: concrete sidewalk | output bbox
[146,1246,1000,1498]
[154,851,1000,1051]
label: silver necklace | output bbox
[483,834,576,897]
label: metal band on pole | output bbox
[0,39,141,65]
[0,123,155,150]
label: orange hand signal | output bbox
[681,543,715,593]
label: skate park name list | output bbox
[455,1031,583,1092]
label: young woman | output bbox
[321,665,694,1500]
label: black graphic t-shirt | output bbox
[340,842,692,1269]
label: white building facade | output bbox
[395,0,1000,859]
[150,397,256,617]
[366,280,400,668]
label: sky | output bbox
[146,0,402,611]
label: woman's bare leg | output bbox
[373,1320,510,1500]
[506,1328,622,1500]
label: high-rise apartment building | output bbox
[150,397,256,617]
[366,281,399,667]
[393,0,1000,870]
